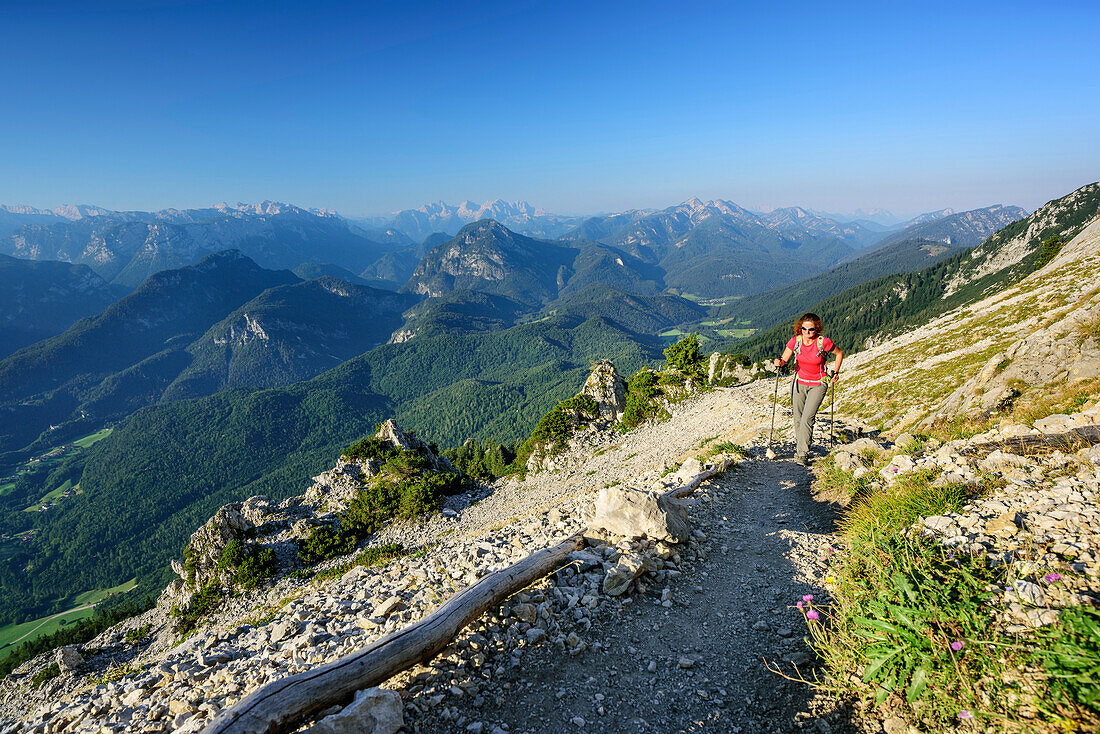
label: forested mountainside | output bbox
[0,256,124,359]
[159,277,417,400]
[0,314,658,627]
[711,204,1030,334]
[724,182,1100,361]
[0,253,413,460]
[0,203,400,288]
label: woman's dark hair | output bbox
[792,312,824,336]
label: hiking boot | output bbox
[794,455,811,467]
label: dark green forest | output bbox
[0,314,660,625]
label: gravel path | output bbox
[415,392,859,734]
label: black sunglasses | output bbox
[801,327,818,332]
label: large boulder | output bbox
[55,645,83,674]
[590,485,691,542]
[306,687,403,734]
[581,360,627,421]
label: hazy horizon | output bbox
[2,1,1097,218]
[0,195,1037,225]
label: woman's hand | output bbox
[774,358,785,368]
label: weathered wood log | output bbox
[962,425,1100,458]
[202,533,585,734]
[664,459,733,499]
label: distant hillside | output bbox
[403,220,578,304]
[358,232,450,291]
[1,202,398,287]
[0,255,124,359]
[546,285,706,335]
[712,205,1030,333]
[721,182,1100,361]
[3,315,660,624]
[292,262,370,285]
[0,252,299,454]
[555,244,665,298]
[161,277,417,400]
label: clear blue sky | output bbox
[1,0,1097,217]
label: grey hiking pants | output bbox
[791,380,828,459]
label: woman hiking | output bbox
[773,312,843,466]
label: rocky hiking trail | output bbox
[423,455,854,734]
[394,381,862,734]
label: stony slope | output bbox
[836,214,1100,429]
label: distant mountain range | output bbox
[0,202,404,288]
[2,196,1025,300]
[562,198,871,298]
[711,204,1029,332]
[355,199,585,242]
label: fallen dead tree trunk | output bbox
[202,533,585,734]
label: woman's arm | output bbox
[831,347,844,380]
[774,346,794,368]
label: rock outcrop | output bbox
[375,419,454,473]
[707,352,756,386]
[172,503,255,595]
[581,360,627,421]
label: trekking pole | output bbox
[766,365,781,460]
[829,370,836,447]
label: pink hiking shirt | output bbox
[785,335,835,385]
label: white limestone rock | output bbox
[590,485,690,543]
[306,687,403,734]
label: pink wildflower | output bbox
[1044,572,1062,584]
[796,601,803,610]
[951,641,964,651]
[957,710,974,720]
[802,594,814,603]
[806,610,820,621]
